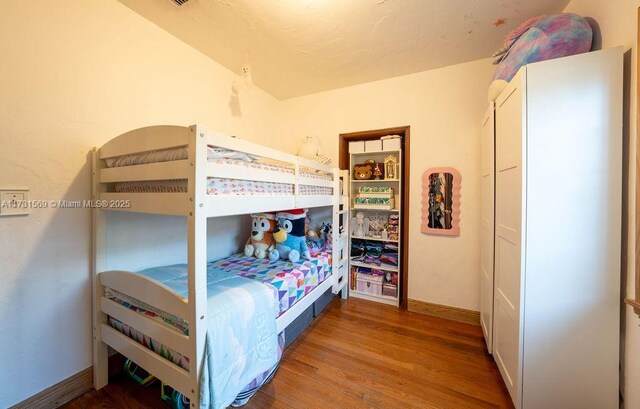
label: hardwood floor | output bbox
[62,297,513,409]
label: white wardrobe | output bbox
[480,48,623,409]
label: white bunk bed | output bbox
[91,124,350,408]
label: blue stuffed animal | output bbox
[272,209,311,263]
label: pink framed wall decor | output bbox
[421,167,461,236]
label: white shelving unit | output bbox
[348,145,402,307]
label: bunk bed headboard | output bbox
[100,125,191,160]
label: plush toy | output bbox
[350,212,370,237]
[306,237,323,257]
[272,209,311,263]
[297,135,332,165]
[353,164,374,180]
[320,223,330,242]
[297,135,323,158]
[488,13,593,102]
[244,213,277,259]
[305,211,319,238]
[320,223,332,250]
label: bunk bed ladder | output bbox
[332,169,349,299]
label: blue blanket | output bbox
[137,264,279,409]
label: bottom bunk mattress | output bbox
[104,252,332,406]
[210,251,332,315]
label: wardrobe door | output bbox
[480,104,495,353]
[493,73,525,408]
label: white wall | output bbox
[281,59,495,311]
[0,1,280,407]
[562,0,640,406]
[5,1,631,406]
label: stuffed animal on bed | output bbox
[272,209,311,263]
[244,213,277,259]
[320,223,333,251]
[306,237,323,257]
[488,13,593,102]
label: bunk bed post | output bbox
[186,125,208,409]
[91,147,109,389]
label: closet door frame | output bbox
[338,126,410,309]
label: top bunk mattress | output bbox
[105,146,334,196]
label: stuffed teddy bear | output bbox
[353,164,374,180]
[272,209,311,263]
[244,213,277,259]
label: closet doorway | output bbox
[339,126,410,309]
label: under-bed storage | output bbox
[92,124,351,409]
[313,287,335,317]
[283,305,314,348]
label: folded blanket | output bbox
[199,268,279,409]
[134,264,278,409]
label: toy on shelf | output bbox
[353,163,374,180]
[387,214,399,241]
[365,213,388,239]
[384,155,398,180]
[351,211,370,237]
[373,163,382,180]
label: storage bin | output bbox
[358,191,393,199]
[353,197,394,210]
[313,287,334,317]
[358,186,393,197]
[356,273,384,296]
[364,139,382,152]
[349,141,365,153]
[382,283,397,298]
[284,304,313,348]
[382,136,401,151]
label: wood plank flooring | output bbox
[62,297,513,409]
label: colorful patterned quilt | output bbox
[209,251,331,315]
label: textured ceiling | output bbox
[117,0,571,99]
